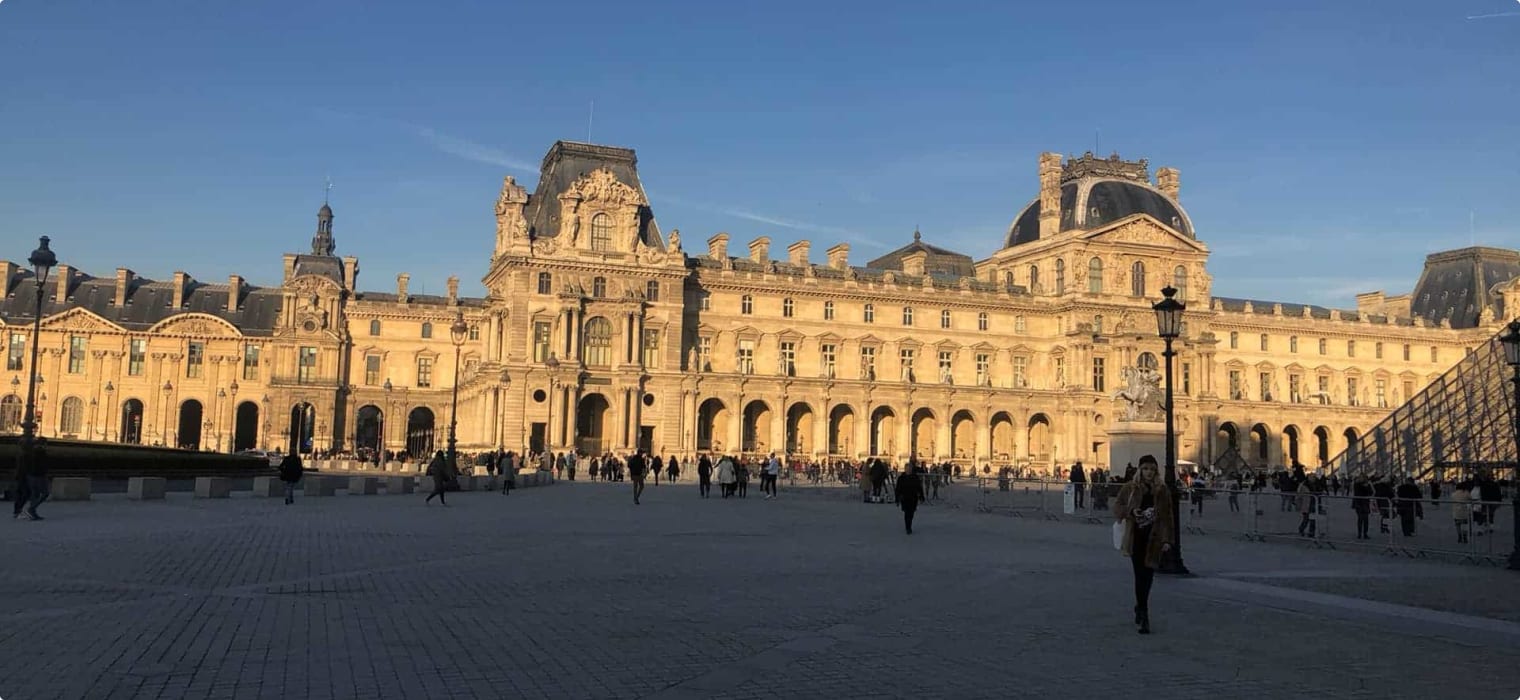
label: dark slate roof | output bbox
[1212,296,1419,327]
[291,254,346,283]
[522,141,663,249]
[1006,179,1192,248]
[352,292,488,309]
[0,273,284,336]
[1408,247,1520,329]
[865,230,976,277]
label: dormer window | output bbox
[590,213,612,252]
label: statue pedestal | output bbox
[1108,421,1168,476]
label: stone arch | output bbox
[120,398,145,444]
[1342,426,1360,463]
[405,406,435,458]
[356,404,383,456]
[58,395,84,436]
[290,402,318,455]
[869,406,897,457]
[0,393,21,433]
[1027,413,1052,462]
[576,393,612,455]
[990,411,1015,461]
[1216,421,1240,453]
[911,407,937,460]
[697,398,729,453]
[1281,424,1301,466]
[1249,423,1270,465]
[827,404,854,456]
[178,399,204,450]
[1313,426,1332,466]
[742,400,773,454]
[234,401,259,452]
[950,409,976,461]
[785,402,814,456]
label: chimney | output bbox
[901,251,928,278]
[707,233,730,261]
[171,271,190,309]
[282,253,297,283]
[787,240,811,267]
[228,274,243,312]
[748,236,771,264]
[447,275,459,305]
[397,273,410,303]
[342,256,358,291]
[826,243,850,270]
[1038,152,1063,238]
[114,268,134,307]
[1155,167,1180,200]
[54,264,71,304]
[0,261,15,298]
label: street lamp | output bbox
[103,381,115,442]
[228,380,238,452]
[382,378,393,462]
[447,311,468,469]
[89,396,98,440]
[17,236,55,467]
[216,388,227,451]
[162,381,173,446]
[1498,319,1520,571]
[1153,285,1191,576]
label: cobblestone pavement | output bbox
[2,480,1518,699]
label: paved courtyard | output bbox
[2,480,1518,699]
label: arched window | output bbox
[537,272,552,294]
[1138,352,1158,370]
[1054,259,1066,294]
[782,298,795,318]
[590,213,613,252]
[584,317,613,367]
[940,309,951,329]
[1172,266,1187,300]
[978,312,989,331]
[421,322,433,339]
[369,319,381,336]
[645,280,660,302]
[0,395,20,433]
[1004,271,1013,288]
[902,307,914,326]
[1131,261,1146,297]
[823,301,835,320]
[1029,264,1039,291]
[864,303,875,323]
[1088,257,1103,294]
[741,295,754,315]
[592,276,607,297]
[59,396,83,435]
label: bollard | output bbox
[385,476,415,495]
[347,476,379,495]
[193,477,231,499]
[252,476,283,498]
[127,477,167,501]
[51,477,92,501]
[303,475,336,497]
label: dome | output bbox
[318,203,333,219]
[1004,177,1192,248]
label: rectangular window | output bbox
[1091,357,1106,392]
[468,325,480,341]
[1319,338,1327,355]
[737,340,755,375]
[1014,315,1026,333]
[1375,342,1383,359]
[1402,380,1414,402]
[532,321,551,363]
[6,332,23,371]
[1375,379,1387,408]
[416,356,433,388]
[698,336,712,372]
[186,341,203,378]
[68,336,86,374]
[298,346,318,384]
[1259,372,1272,401]
[940,310,951,329]
[1181,362,1191,395]
[643,329,660,368]
[1429,346,1438,363]
[1260,334,1269,351]
[938,350,953,383]
[902,307,914,326]
[860,346,877,380]
[240,344,258,380]
[1289,336,1298,353]
[1402,344,1411,362]
[822,343,837,378]
[1055,356,1066,387]
[1289,374,1302,403]
[1318,375,1331,404]
[699,294,711,311]
[1228,370,1243,400]
[899,348,915,381]
[823,302,835,321]
[1347,377,1359,406]
[779,340,796,376]
[1347,340,1356,357]
[1013,356,1028,388]
[976,353,991,386]
[365,355,381,385]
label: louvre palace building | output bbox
[3,141,1518,472]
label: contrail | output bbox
[1467,10,1520,19]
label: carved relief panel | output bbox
[557,168,647,254]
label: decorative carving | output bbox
[668,228,682,252]
[494,176,529,247]
[566,168,646,208]
[286,275,338,297]
[1112,365,1164,422]
[1105,220,1173,246]
[155,315,239,337]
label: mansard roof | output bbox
[1408,246,1520,329]
[0,272,283,336]
[865,230,976,277]
[522,140,664,249]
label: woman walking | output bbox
[717,456,736,498]
[278,450,304,505]
[895,463,924,534]
[1112,456,1174,634]
[696,454,712,497]
[425,450,451,505]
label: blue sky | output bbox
[1,0,1517,305]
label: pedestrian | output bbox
[1296,476,1317,538]
[11,436,32,521]
[1070,462,1087,509]
[895,462,924,534]
[629,451,647,505]
[1112,456,1174,635]
[1351,475,1372,540]
[764,452,781,499]
[697,454,713,498]
[667,455,679,483]
[1451,480,1472,544]
[565,452,577,481]
[500,449,517,495]
[425,450,450,505]
[736,460,749,498]
[278,450,304,505]
[1395,477,1423,537]
[13,436,51,521]
[717,456,736,498]
[651,454,663,486]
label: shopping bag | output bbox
[1112,521,1125,551]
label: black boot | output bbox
[1138,610,1151,634]
[1134,606,1142,625]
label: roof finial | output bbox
[913,226,921,243]
[324,175,333,206]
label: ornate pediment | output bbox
[286,274,343,297]
[149,313,242,337]
[565,168,646,207]
[1084,215,1204,251]
[40,307,125,334]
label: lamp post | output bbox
[104,381,115,442]
[1498,319,1520,571]
[161,381,173,446]
[447,311,468,470]
[89,396,98,440]
[1153,285,1191,576]
[228,380,238,452]
[382,378,393,462]
[17,236,55,467]
[216,388,227,451]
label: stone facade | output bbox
[2,142,1514,472]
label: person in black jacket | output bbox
[1351,475,1373,539]
[697,454,713,498]
[278,451,304,505]
[1372,477,1396,534]
[895,463,924,534]
[1395,478,1423,537]
[628,451,647,505]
